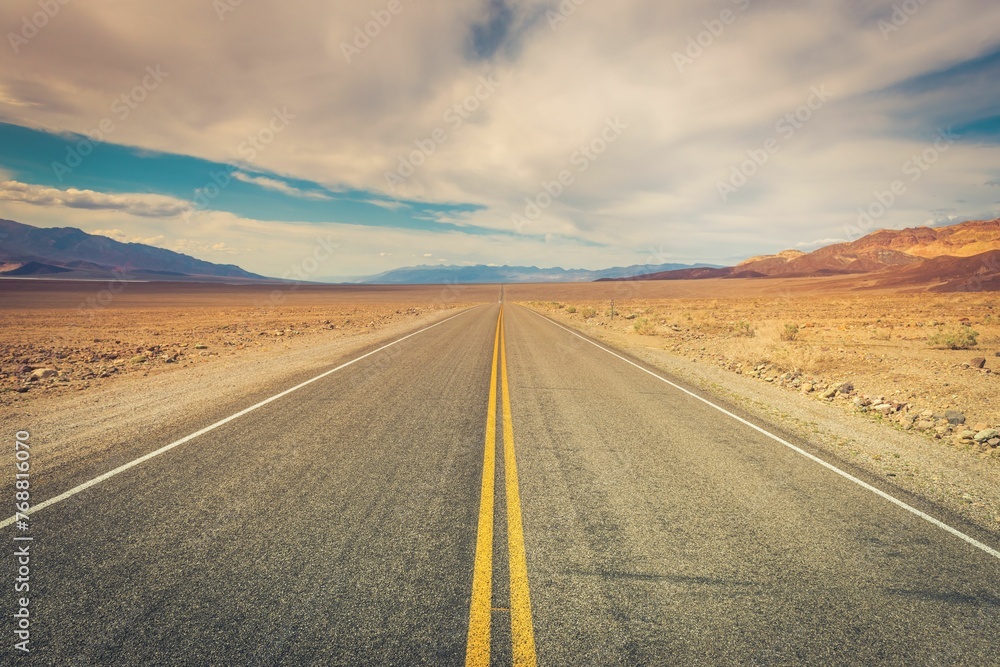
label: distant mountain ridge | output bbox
[602,218,1000,288]
[0,219,267,281]
[359,262,722,284]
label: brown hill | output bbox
[611,218,1000,286]
[871,249,1000,292]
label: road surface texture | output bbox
[5,303,999,665]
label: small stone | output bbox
[838,382,854,395]
[988,438,1000,447]
[130,355,147,364]
[194,343,208,349]
[974,429,999,442]
[970,357,986,369]
[28,368,57,381]
[944,410,966,425]
[914,420,935,431]
[958,430,976,440]
[801,382,814,393]
[873,403,893,416]
[821,387,838,399]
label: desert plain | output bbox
[1,276,998,534]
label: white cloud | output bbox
[93,228,127,241]
[795,237,847,249]
[0,181,189,218]
[1,1,999,267]
[174,239,241,255]
[232,172,331,200]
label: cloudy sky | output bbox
[1,0,998,279]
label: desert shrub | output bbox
[730,320,756,338]
[927,325,979,350]
[581,307,597,319]
[633,317,657,335]
[565,306,577,314]
[780,323,799,341]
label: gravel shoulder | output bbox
[520,303,1000,539]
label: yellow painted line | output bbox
[500,307,538,667]
[465,307,502,667]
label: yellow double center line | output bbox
[466,306,537,667]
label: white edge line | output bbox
[1,308,476,529]
[527,307,1000,561]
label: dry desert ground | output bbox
[1,277,998,534]
[0,280,495,406]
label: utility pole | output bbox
[610,299,615,319]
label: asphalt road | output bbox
[6,303,1000,666]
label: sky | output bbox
[0,0,999,280]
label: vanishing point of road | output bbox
[5,302,999,665]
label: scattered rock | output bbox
[970,357,986,369]
[988,438,1000,448]
[28,368,57,381]
[837,382,854,395]
[944,410,966,425]
[130,355,147,364]
[914,420,935,431]
[958,430,977,440]
[194,343,208,350]
[800,382,814,393]
[973,429,999,442]
[872,403,893,416]
[821,387,838,399]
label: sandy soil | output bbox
[508,288,999,437]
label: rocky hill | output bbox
[605,218,1000,288]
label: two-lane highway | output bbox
[5,302,999,665]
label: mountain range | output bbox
[0,219,267,281]
[600,218,1000,291]
[354,262,722,284]
[1,217,999,290]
